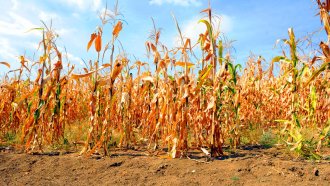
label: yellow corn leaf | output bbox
[271,56,285,63]
[200,65,213,80]
[305,62,329,86]
[170,138,178,158]
[175,61,194,68]
[196,65,213,90]
[199,19,213,42]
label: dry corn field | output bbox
[1,0,330,185]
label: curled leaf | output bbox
[95,33,102,52]
[72,64,111,79]
[110,62,123,83]
[199,19,213,43]
[113,21,123,39]
[72,72,95,79]
[0,62,10,68]
[87,33,97,51]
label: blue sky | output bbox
[0,0,326,75]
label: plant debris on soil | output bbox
[1,146,330,186]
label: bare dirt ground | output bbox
[1,146,330,186]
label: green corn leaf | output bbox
[218,40,223,65]
[198,19,213,44]
[305,62,329,86]
[310,86,317,111]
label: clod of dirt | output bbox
[29,159,37,165]
[288,166,298,172]
[237,168,251,173]
[0,146,14,152]
[30,152,60,156]
[109,162,123,167]
[155,164,168,174]
[91,155,102,160]
[288,166,305,177]
[1,149,330,186]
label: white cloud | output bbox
[65,52,84,66]
[57,28,76,37]
[38,11,60,22]
[58,0,102,11]
[0,38,20,72]
[0,0,84,62]
[174,14,233,46]
[0,12,39,37]
[11,0,18,10]
[149,0,202,7]
[0,38,19,59]
[26,42,40,51]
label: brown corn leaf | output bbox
[135,61,148,66]
[183,38,191,53]
[83,68,89,73]
[205,96,215,111]
[205,53,213,61]
[155,30,160,45]
[110,62,123,83]
[200,8,211,14]
[150,43,157,53]
[72,72,95,79]
[0,62,10,68]
[145,42,151,54]
[320,41,330,58]
[203,42,211,51]
[87,33,97,51]
[113,21,123,39]
[72,64,110,79]
[102,63,111,68]
[95,33,102,52]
